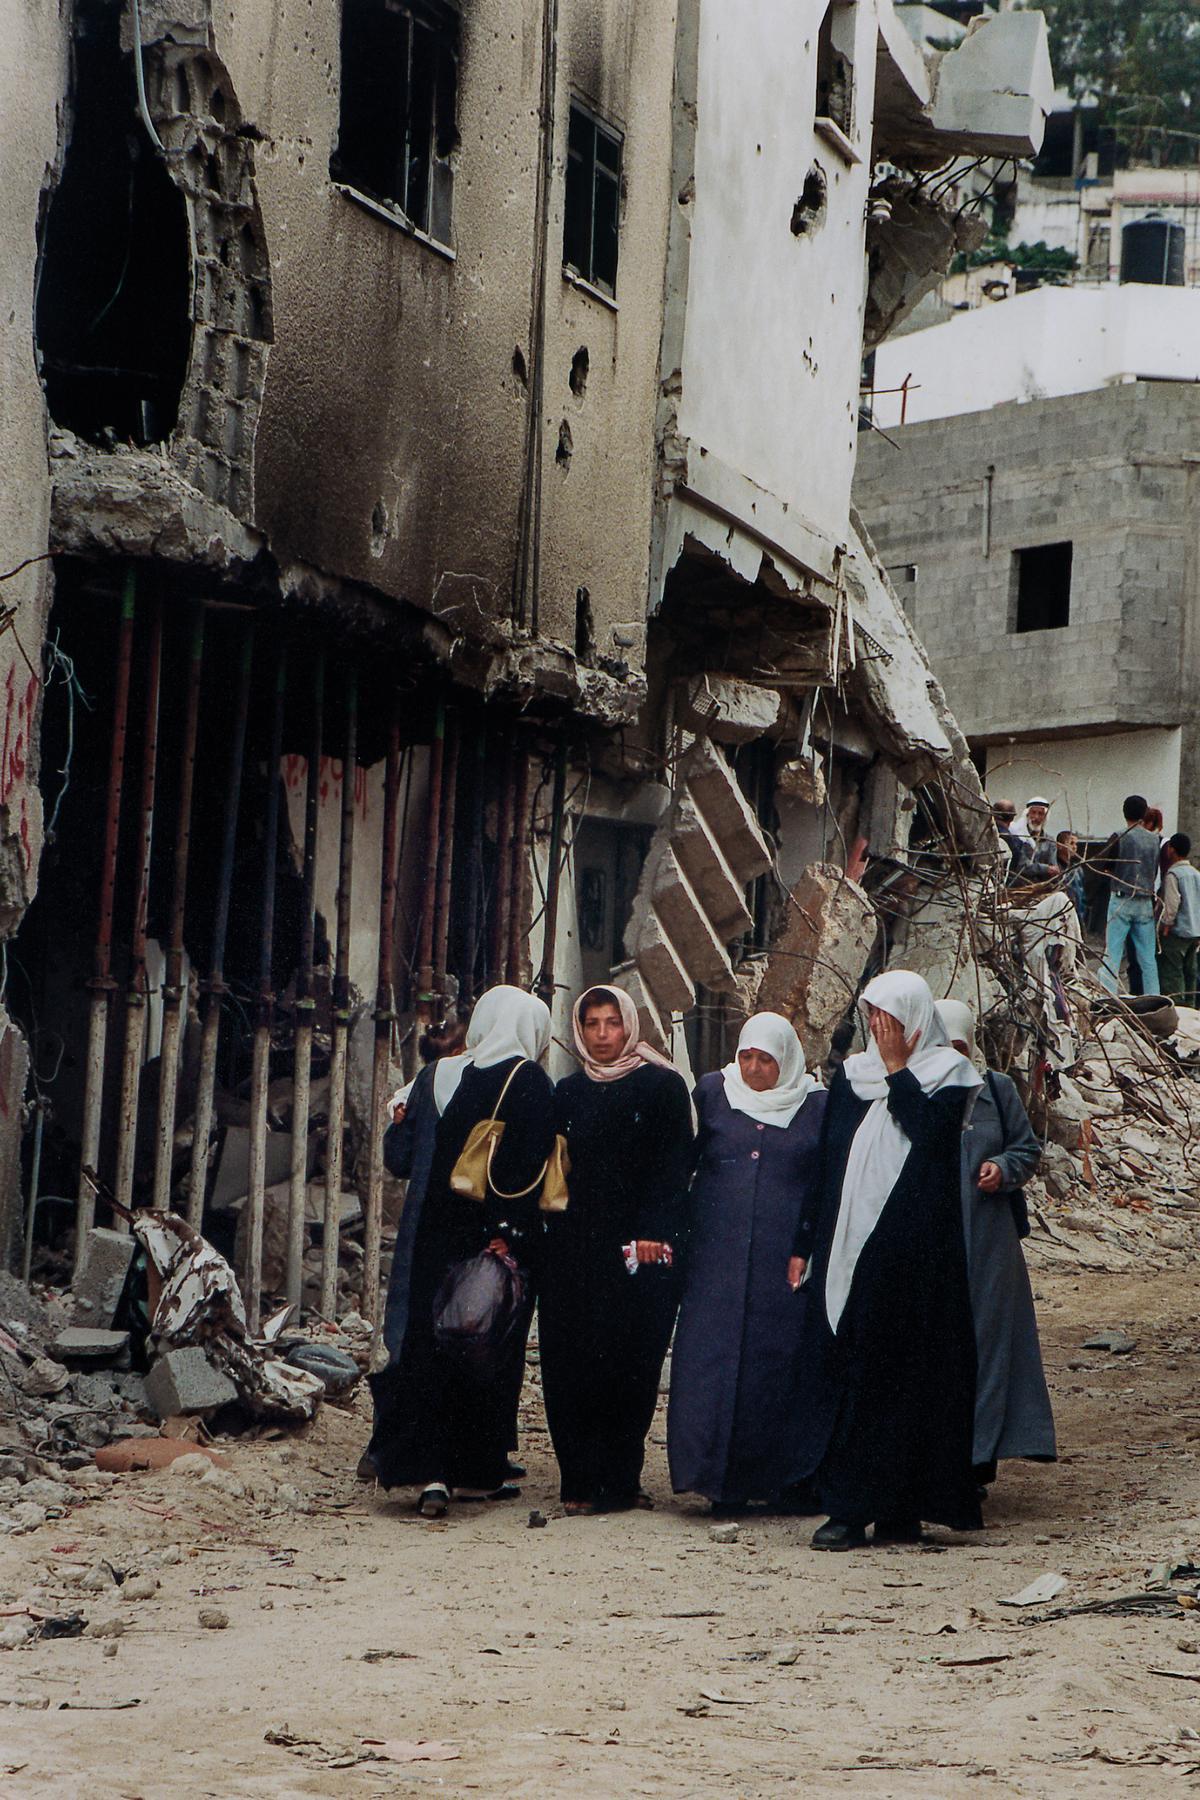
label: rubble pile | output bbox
[1022,1000,1200,1273]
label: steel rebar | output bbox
[414,695,444,1028]
[245,647,287,1333]
[152,604,205,1212]
[364,707,402,1327]
[320,669,357,1319]
[114,592,163,1219]
[76,570,136,1263]
[187,621,254,1228]
[287,648,324,1309]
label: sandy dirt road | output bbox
[3,1267,1200,1798]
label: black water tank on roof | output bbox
[1119,215,1186,286]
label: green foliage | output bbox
[949,237,1079,276]
[1036,0,1200,161]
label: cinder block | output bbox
[144,1348,237,1418]
[72,1228,136,1328]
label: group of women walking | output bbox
[364,969,1055,1546]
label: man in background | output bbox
[1158,833,1200,1007]
[1098,794,1161,994]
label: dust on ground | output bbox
[2,1266,1200,1798]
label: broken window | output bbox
[563,103,622,296]
[1012,542,1072,633]
[331,0,458,245]
[815,3,856,144]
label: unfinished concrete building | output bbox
[1,0,1049,1317]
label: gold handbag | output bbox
[448,1060,571,1212]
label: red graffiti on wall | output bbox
[281,754,370,820]
[0,667,39,870]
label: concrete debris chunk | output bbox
[49,1328,130,1365]
[144,1347,238,1419]
[1082,1330,1138,1356]
[756,862,876,1065]
[71,1228,136,1328]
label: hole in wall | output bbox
[575,586,594,662]
[569,345,589,398]
[556,419,573,471]
[790,163,827,237]
[34,0,192,447]
[511,345,528,387]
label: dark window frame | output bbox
[331,0,459,250]
[1011,541,1073,634]
[815,1,857,148]
[563,100,623,299]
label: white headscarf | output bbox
[933,999,977,1062]
[825,971,981,1333]
[462,984,551,1070]
[721,1012,816,1128]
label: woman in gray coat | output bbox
[935,1002,1057,1483]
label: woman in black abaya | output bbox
[541,986,694,1514]
[367,986,555,1518]
[789,970,983,1550]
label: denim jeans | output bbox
[1099,895,1158,994]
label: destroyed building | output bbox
[0,0,1049,1316]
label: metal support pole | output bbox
[489,735,517,985]
[414,695,444,1028]
[535,740,568,1005]
[505,742,531,985]
[22,1099,45,1287]
[114,593,163,1220]
[321,670,357,1319]
[287,648,324,1309]
[364,707,402,1326]
[245,648,287,1333]
[76,570,136,1263]
[187,621,254,1228]
[432,708,459,1004]
[152,605,205,1212]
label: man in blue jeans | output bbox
[1098,794,1162,994]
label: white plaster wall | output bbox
[873,286,1200,427]
[983,728,1183,840]
[676,0,876,546]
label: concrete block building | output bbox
[856,288,1200,838]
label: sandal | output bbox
[417,1483,449,1519]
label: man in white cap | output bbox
[1014,795,1056,872]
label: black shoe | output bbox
[356,1450,378,1482]
[811,1518,867,1551]
[506,1461,527,1480]
[873,1517,922,1544]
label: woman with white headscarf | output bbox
[667,1013,826,1512]
[789,971,984,1550]
[933,1000,1056,1489]
[540,985,694,1513]
[367,986,555,1516]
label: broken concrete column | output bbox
[144,1347,238,1419]
[679,675,783,745]
[650,846,737,992]
[756,862,877,1065]
[670,794,753,942]
[72,1229,136,1328]
[680,737,773,885]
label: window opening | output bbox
[331,0,459,245]
[1012,542,1072,633]
[563,103,622,296]
[815,3,856,141]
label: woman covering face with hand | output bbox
[789,971,984,1551]
[668,1013,826,1513]
[540,986,695,1514]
